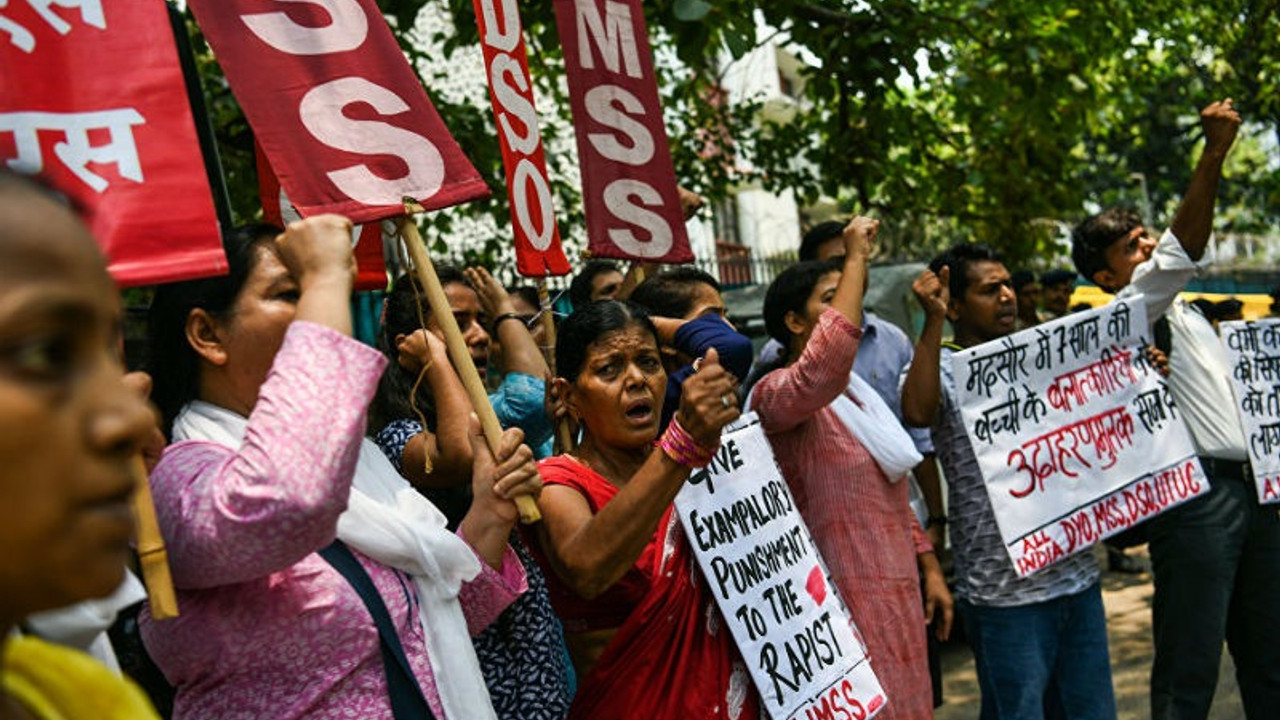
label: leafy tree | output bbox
[182,0,1280,269]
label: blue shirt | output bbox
[489,372,554,458]
[662,314,754,432]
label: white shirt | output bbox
[1116,230,1247,459]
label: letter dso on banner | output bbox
[474,0,570,276]
[553,0,692,263]
[188,0,489,222]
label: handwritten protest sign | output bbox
[953,298,1207,577]
[1219,319,1280,504]
[674,414,885,720]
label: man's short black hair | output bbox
[568,259,621,309]
[928,243,1002,300]
[1071,207,1142,290]
[798,221,845,261]
[630,266,720,319]
[1213,298,1244,320]
[1011,270,1038,292]
[1040,268,1078,288]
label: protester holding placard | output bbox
[0,171,162,719]
[529,300,758,720]
[901,243,1115,720]
[749,217,947,720]
[142,217,541,720]
[370,269,572,720]
[1071,99,1280,720]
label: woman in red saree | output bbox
[528,300,759,720]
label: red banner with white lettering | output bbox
[474,0,570,277]
[0,0,226,286]
[257,149,388,291]
[188,0,490,224]
[552,0,692,263]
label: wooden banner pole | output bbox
[397,201,540,523]
[130,456,178,619]
[537,279,576,454]
[536,279,557,373]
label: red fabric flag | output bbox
[0,0,226,286]
[473,0,571,277]
[257,149,388,291]
[188,0,490,224]
[552,0,692,263]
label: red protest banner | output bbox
[552,0,692,263]
[257,149,388,291]
[188,0,490,224]
[0,0,226,286]
[474,0,570,277]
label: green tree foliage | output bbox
[185,0,1280,266]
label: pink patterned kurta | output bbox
[749,309,934,720]
[140,322,525,720]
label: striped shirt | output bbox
[934,345,1099,606]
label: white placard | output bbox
[1219,318,1280,503]
[952,297,1207,576]
[675,413,886,720]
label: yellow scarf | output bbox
[2,636,160,720]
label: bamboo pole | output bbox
[538,280,575,454]
[130,456,178,619]
[397,201,540,523]
[536,279,557,373]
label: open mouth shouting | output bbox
[623,397,656,426]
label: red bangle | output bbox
[657,415,719,468]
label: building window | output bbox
[713,196,740,245]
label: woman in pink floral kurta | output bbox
[141,218,539,720]
[749,218,939,720]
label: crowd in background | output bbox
[3,99,1278,720]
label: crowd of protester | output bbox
[4,98,1278,720]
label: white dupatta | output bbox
[830,372,922,483]
[172,400,496,720]
[750,371,921,483]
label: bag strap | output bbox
[319,540,438,720]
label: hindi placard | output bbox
[675,414,886,720]
[952,298,1207,577]
[1219,319,1280,503]
[0,0,225,286]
